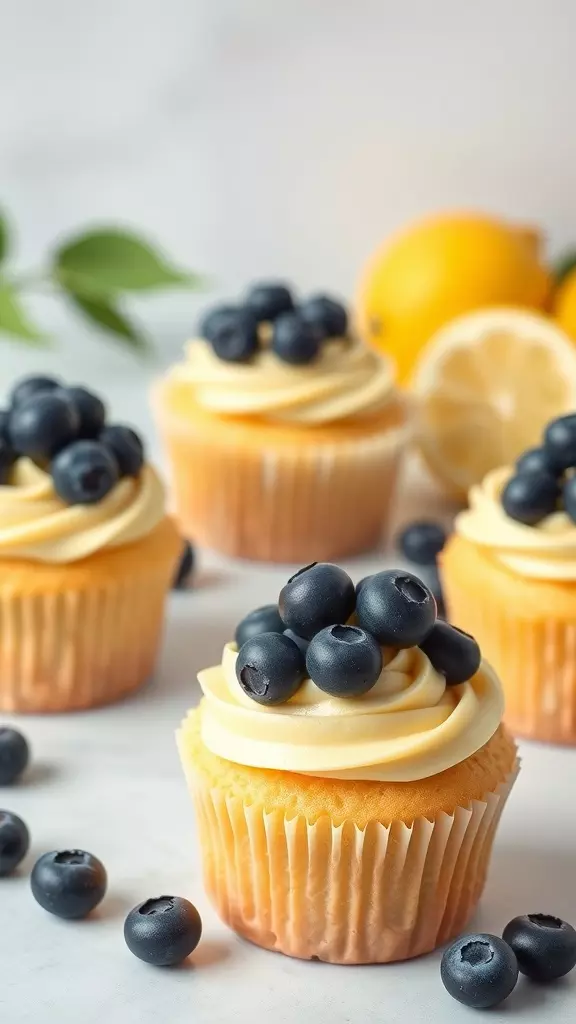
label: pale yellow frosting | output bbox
[165,335,396,425]
[456,466,576,581]
[197,642,504,782]
[0,458,165,563]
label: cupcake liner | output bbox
[155,393,409,562]
[443,572,576,744]
[183,760,518,964]
[0,555,176,714]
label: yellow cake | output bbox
[178,567,518,964]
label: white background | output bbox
[2,4,576,1021]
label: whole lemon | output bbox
[356,212,551,383]
[553,260,576,341]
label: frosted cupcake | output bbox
[0,374,181,713]
[154,283,408,562]
[443,412,576,744]
[179,563,517,964]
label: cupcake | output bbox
[0,375,181,713]
[442,412,576,744]
[154,284,408,562]
[178,563,518,964]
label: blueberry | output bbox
[544,413,576,472]
[172,541,195,590]
[124,896,202,966]
[503,913,576,982]
[9,375,60,408]
[299,294,348,339]
[234,605,284,648]
[306,625,382,697]
[0,727,30,785]
[356,570,436,648]
[51,440,120,505]
[99,424,144,478]
[501,471,559,525]
[283,629,310,655]
[245,282,294,322]
[200,304,238,342]
[397,521,447,566]
[419,620,481,685]
[441,933,518,1009]
[516,447,556,476]
[563,475,576,523]
[0,811,29,876]
[0,409,10,441]
[58,386,106,439]
[355,575,372,598]
[8,392,80,461]
[31,849,107,919]
[420,565,446,619]
[0,438,16,485]
[203,306,259,363]
[279,563,356,641]
[235,632,306,705]
[271,312,321,365]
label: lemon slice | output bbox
[412,308,576,498]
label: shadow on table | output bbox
[477,842,576,931]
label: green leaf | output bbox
[0,210,9,265]
[66,291,150,352]
[554,250,576,286]
[0,282,47,344]
[54,228,198,295]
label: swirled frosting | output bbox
[0,458,165,563]
[456,466,576,580]
[164,334,396,425]
[197,642,503,782]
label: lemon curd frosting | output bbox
[456,466,576,581]
[196,640,504,783]
[163,334,396,426]
[0,458,165,563]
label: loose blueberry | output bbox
[441,933,518,1009]
[124,896,202,966]
[0,438,16,485]
[172,541,195,590]
[58,386,106,439]
[205,306,259,363]
[279,563,356,641]
[306,625,382,697]
[234,605,284,648]
[501,471,559,525]
[563,475,576,524]
[0,811,30,876]
[9,375,60,408]
[299,294,348,339]
[419,620,481,684]
[31,850,107,919]
[8,392,80,461]
[397,521,447,566]
[235,632,306,705]
[99,424,144,478]
[271,312,321,365]
[356,570,436,648]
[245,282,294,322]
[516,447,556,476]
[503,913,576,982]
[0,727,30,785]
[544,414,576,472]
[51,440,120,505]
[283,629,310,655]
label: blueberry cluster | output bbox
[200,282,348,366]
[397,519,448,615]
[502,413,576,525]
[0,726,202,967]
[234,562,481,706]
[442,914,576,1010]
[0,375,145,505]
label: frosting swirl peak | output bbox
[198,642,503,782]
